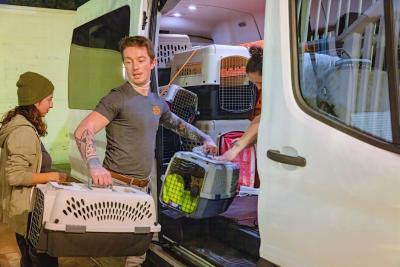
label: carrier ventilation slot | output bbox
[180,138,202,152]
[62,198,153,222]
[169,158,205,178]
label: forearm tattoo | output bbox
[75,129,101,168]
[163,114,208,143]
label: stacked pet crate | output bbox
[170,44,256,120]
[157,34,192,86]
[170,44,256,147]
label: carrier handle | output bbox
[159,49,198,97]
[87,177,115,191]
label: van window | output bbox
[68,6,129,110]
[295,0,398,143]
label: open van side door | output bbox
[68,0,148,182]
[257,1,400,266]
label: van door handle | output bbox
[267,149,306,167]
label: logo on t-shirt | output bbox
[152,105,161,116]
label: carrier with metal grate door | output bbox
[161,84,198,123]
[170,45,257,120]
[160,151,239,219]
[28,182,160,257]
[160,84,199,167]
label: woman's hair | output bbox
[246,46,263,75]
[0,105,47,136]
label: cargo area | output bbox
[154,1,265,263]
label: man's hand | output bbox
[89,166,113,186]
[203,138,217,155]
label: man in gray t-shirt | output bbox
[95,82,172,179]
[74,35,217,185]
[74,36,216,267]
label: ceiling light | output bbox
[173,12,182,17]
[188,5,197,10]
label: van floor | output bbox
[161,195,260,266]
[184,237,258,267]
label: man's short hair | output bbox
[119,35,155,60]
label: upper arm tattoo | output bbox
[162,114,208,143]
[75,129,101,167]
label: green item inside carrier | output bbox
[162,173,199,214]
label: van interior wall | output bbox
[0,4,75,164]
[211,9,264,44]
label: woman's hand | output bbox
[56,172,68,182]
[215,145,241,162]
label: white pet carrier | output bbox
[28,182,160,257]
[170,44,250,86]
[160,151,239,219]
[157,34,192,68]
[170,45,257,120]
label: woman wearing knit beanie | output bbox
[0,71,66,267]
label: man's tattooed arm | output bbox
[74,128,102,169]
[74,111,112,185]
[162,113,209,142]
[162,113,217,155]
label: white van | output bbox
[67,1,400,266]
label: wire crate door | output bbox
[219,56,257,113]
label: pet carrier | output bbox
[157,34,191,68]
[162,84,198,123]
[160,151,239,219]
[170,45,257,120]
[157,34,191,86]
[160,84,199,168]
[27,182,161,257]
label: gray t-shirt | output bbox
[95,82,171,179]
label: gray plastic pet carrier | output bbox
[27,182,160,257]
[160,151,239,219]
